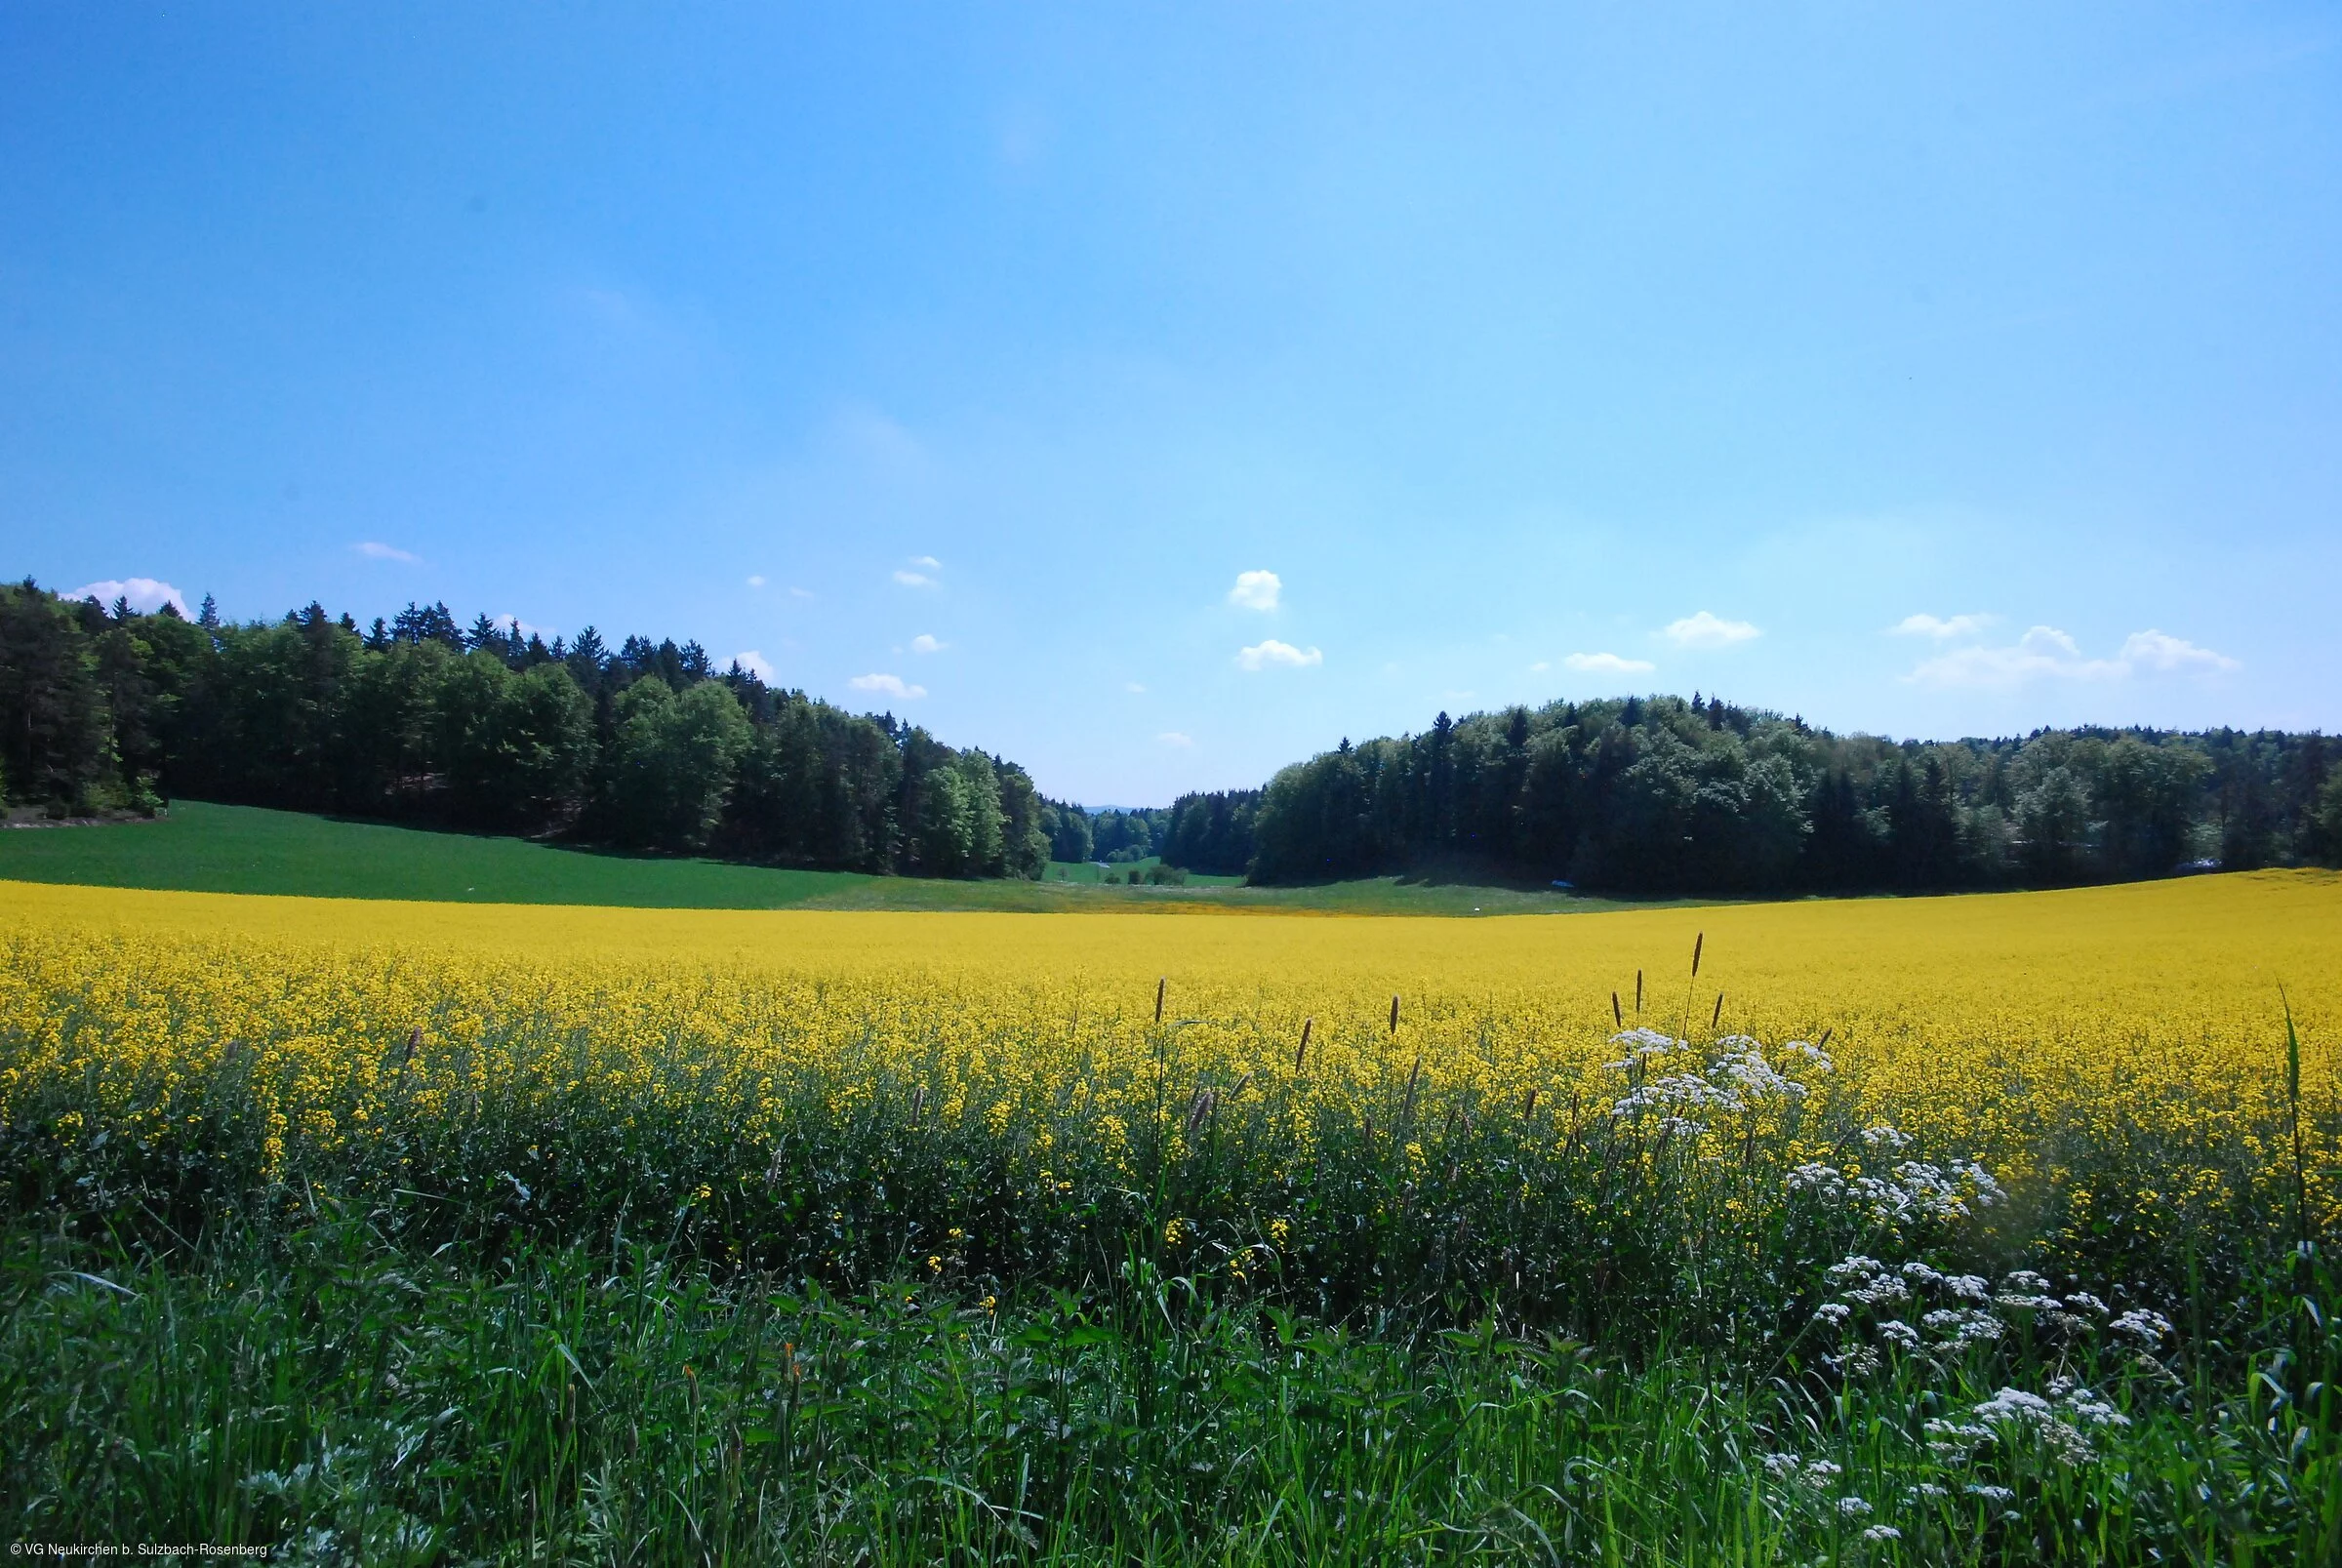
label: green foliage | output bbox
[0,580,115,811]
[1250,696,2334,894]
[1162,786,1263,874]
[600,676,752,850]
[2313,770,2342,866]
[0,801,1584,911]
[0,1185,2331,1561]
[0,581,1058,876]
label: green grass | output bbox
[1045,855,1246,886]
[0,800,1671,914]
[4,1216,2331,1564]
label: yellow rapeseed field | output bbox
[2,869,2336,1288]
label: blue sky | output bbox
[4,3,2337,804]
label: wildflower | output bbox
[1787,1162,1847,1197]
[1971,1387,2053,1424]
[2111,1308,2173,1344]
[1836,1497,1873,1518]
[1861,1524,1901,1542]
[1602,1026,1678,1069]
[1777,1039,1837,1073]
[1922,1307,2004,1345]
[1878,1320,1920,1350]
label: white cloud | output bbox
[65,578,188,617]
[849,671,927,700]
[788,585,815,599]
[731,650,778,683]
[893,571,936,587]
[1662,611,1760,648]
[2119,628,2241,673]
[910,633,947,654]
[1124,681,1147,694]
[1563,651,1657,675]
[1228,570,1282,611]
[1157,731,1193,747]
[1528,661,1550,673]
[1889,612,1996,640]
[746,575,766,589]
[494,613,557,641]
[909,554,941,570]
[1235,639,1322,671]
[1908,624,2240,688]
[352,541,421,564]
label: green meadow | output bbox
[0,800,1640,915]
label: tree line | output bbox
[1033,800,1171,867]
[0,581,1056,877]
[1167,695,2342,892]
[9,577,2336,893]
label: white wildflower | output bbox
[1602,1028,1678,1069]
[1972,1387,2054,1425]
[1713,1046,1807,1102]
[1965,1484,2013,1504]
[1922,1307,2004,1345]
[1837,1496,1873,1517]
[2111,1308,2173,1345]
[1953,1160,2005,1207]
[1878,1319,1920,1350]
[1861,1524,1901,1542]
[1788,1163,1847,1197]
[1861,1125,1915,1150]
[1778,1039,1837,1073]
[2058,1388,2129,1430]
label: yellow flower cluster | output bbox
[1,871,2335,1249]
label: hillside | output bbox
[0,800,1665,915]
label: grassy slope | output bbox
[1044,856,1245,886]
[0,800,1662,914]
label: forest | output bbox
[0,581,1064,877]
[1187,694,2342,892]
[4,578,2337,891]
